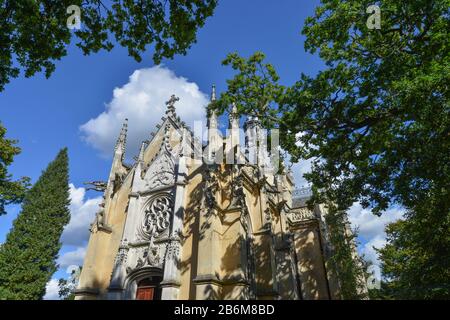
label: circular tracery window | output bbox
[140,195,172,239]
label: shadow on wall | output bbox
[178,164,331,300]
[179,164,209,299]
[294,224,331,300]
[76,277,104,300]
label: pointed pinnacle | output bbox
[115,118,128,153]
[211,84,216,101]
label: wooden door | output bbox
[136,286,155,300]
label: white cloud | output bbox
[80,65,208,158]
[349,203,404,241]
[360,234,387,266]
[58,247,86,269]
[53,183,100,296]
[44,278,60,300]
[61,184,102,247]
[290,158,313,187]
[56,183,99,289]
[53,183,98,300]
[348,203,404,267]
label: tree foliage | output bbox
[288,0,449,216]
[377,205,450,299]
[211,51,285,128]
[213,0,449,299]
[0,0,218,91]
[0,122,30,215]
[0,148,70,300]
[325,208,369,299]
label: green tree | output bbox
[213,1,449,298]
[211,51,285,129]
[377,208,450,299]
[0,0,218,91]
[0,148,71,300]
[0,122,30,215]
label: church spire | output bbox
[208,85,218,130]
[114,118,128,157]
[207,85,221,161]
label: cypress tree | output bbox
[0,148,70,299]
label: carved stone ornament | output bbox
[286,207,315,224]
[113,172,126,194]
[229,168,246,209]
[114,246,129,267]
[113,239,129,269]
[127,242,165,273]
[138,194,173,240]
[145,151,175,189]
[84,180,107,192]
[165,239,181,261]
[203,168,218,210]
[264,207,272,226]
[95,202,106,227]
[147,245,162,267]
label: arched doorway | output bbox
[136,276,162,300]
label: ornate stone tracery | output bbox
[138,194,173,241]
[286,207,316,224]
[165,238,181,261]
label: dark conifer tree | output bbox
[0,148,70,299]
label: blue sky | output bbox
[0,0,324,192]
[0,0,399,298]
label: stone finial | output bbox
[229,103,239,129]
[165,94,179,116]
[244,114,261,130]
[231,102,237,114]
[115,118,128,155]
[211,84,216,102]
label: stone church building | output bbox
[75,88,360,300]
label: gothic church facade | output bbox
[75,89,354,300]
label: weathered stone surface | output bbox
[75,94,363,300]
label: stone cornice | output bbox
[74,287,100,296]
[97,224,113,234]
[160,280,181,288]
